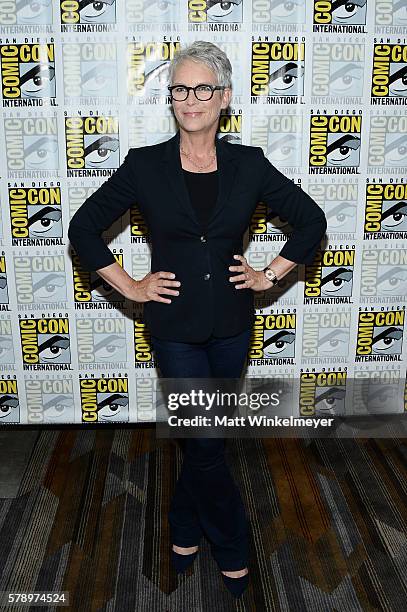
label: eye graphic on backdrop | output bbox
[269,62,304,95]
[0,276,7,290]
[326,134,361,166]
[329,63,363,96]
[33,274,66,302]
[97,394,128,420]
[266,134,301,166]
[269,0,305,22]
[321,267,353,295]
[389,65,407,97]
[17,0,52,24]
[263,330,295,356]
[326,202,356,231]
[24,137,58,169]
[319,329,349,356]
[79,0,116,22]
[384,136,407,167]
[206,0,242,21]
[376,267,407,296]
[381,201,407,231]
[38,335,70,361]
[81,63,117,95]
[0,338,14,363]
[20,64,55,98]
[0,396,19,419]
[43,395,74,420]
[84,136,119,167]
[372,326,403,354]
[266,210,291,232]
[144,0,178,20]
[331,0,367,24]
[28,206,62,236]
[144,63,170,94]
[394,0,407,25]
[315,387,346,415]
[91,277,119,301]
[94,335,126,360]
[218,134,240,144]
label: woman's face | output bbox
[171,59,231,135]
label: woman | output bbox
[68,40,327,598]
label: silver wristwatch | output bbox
[262,266,279,286]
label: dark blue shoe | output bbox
[221,571,249,598]
[170,548,198,574]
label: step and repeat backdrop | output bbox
[0,0,406,425]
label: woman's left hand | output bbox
[229,255,273,292]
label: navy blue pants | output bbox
[151,329,252,571]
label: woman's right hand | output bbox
[128,271,181,304]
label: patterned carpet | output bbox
[0,430,406,612]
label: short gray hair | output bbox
[168,40,232,89]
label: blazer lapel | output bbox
[161,130,238,229]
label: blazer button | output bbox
[204,273,211,280]
[200,235,207,242]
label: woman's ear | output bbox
[222,87,232,109]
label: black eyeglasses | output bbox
[168,84,226,101]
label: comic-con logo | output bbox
[60,0,117,30]
[360,246,407,302]
[217,113,241,144]
[309,113,362,173]
[188,0,243,24]
[302,310,351,363]
[4,116,59,176]
[25,376,75,423]
[0,256,9,305]
[129,112,177,147]
[19,315,71,367]
[356,308,405,360]
[375,0,407,27]
[367,114,407,171]
[9,185,62,242]
[251,41,305,101]
[353,368,403,416]
[0,379,19,423]
[0,0,53,27]
[80,376,129,422]
[63,42,118,101]
[248,311,296,364]
[308,181,358,236]
[364,183,407,239]
[14,251,67,308]
[126,0,180,23]
[311,42,364,100]
[252,0,305,26]
[299,370,347,417]
[0,44,55,105]
[0,316,14,363]
[251,114,303,169]
[304,248,355,303]
[72,252,125,305]
[65,115,119,176]
[127,41,179,98]
[313,0,367,31]
[249,190,301,242]
[131,204,150,244]
[371,44,407,102]
[76,316,127,366]
[134,317,155,369]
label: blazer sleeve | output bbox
[256,148,327,265]
[67,149,138,272]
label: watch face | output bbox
[265,269,276,282]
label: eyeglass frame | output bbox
[167,83,226,101]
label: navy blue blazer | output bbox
[68,130,327,341]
